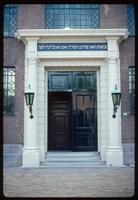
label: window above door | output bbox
[45,4,99,29]
[48,72,97,92]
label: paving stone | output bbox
[3,167,134,197]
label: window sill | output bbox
[3,113,16,116]
[128,35,135,37]
[129,113,135,115]
[4,36,15,38]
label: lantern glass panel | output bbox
[117,93,121,105]
[29,93,34,106]
[25,93,29,105]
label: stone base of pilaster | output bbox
[22,147,40,167]
[39,146,46,161]
[100,145,107,161]
[106,146,123,166]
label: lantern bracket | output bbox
[29,105,33,119]
[112,105,119,118]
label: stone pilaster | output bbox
[23,38,40,167]
[106,37,123,166]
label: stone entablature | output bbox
[16,29,127,60]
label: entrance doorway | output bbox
[48,72,97,151]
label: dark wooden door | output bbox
[48,92,71,150]
[72,92,97,151]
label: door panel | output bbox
[48,72,72,91]
[73,72,96,91]
[72,92,97,151]
[52,112,69,149]
[48,92,71,150]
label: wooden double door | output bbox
[48,91,97,151]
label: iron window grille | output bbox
[3,67,16,115]
[45,4,99,29]
[4,4,17,37]
[129,66,135,114]
[127,4,135,36]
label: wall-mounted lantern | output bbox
[111,85,121,118]
[24,85,34,119]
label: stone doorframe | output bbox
[16,29,128,167]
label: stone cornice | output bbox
[15,29,128,41]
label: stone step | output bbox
[40,162,106,168]
[40,166,107,168]
[46,157,100,162]
[44,155,101,160]
[46,152,100,158]
[41,160,105,165]
[40,165,107,168]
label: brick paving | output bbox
[3,167,134,198]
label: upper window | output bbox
[127,5,135,36]
[129,66,135,114]
[4,4,17,37]
[3,67,16,115]
[45,4,99,29]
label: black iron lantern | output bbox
[111,85,121,118]
[24,85,34,119]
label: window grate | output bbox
[3,67,16,114]
[127,5,135,36]
[129,66,135,114]
[45,4,99,29]
[4,4,17,37]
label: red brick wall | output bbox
[120,37,135,143]
[3,38,25,144]
[100,4,127,28]
[17,4,44,29]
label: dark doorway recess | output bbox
[48,72,97,151]
[48,92,72,151]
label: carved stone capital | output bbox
[105,57,118,64]
[27,57,39,65]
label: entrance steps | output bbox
[40,152,106,168]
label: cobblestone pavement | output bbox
[3,167,134,198]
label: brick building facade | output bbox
[3,4,135,167]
